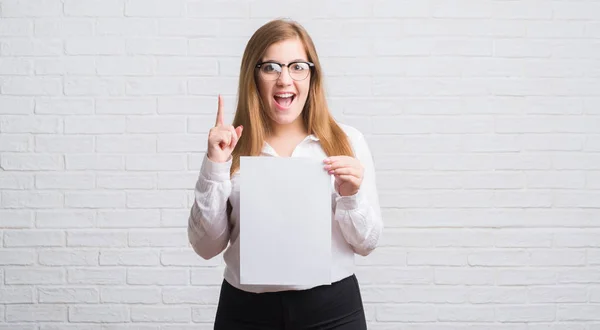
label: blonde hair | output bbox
[230,19,354,176]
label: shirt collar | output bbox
[260,134,320,156]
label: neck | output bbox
[269,118,308,139]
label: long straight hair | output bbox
[230,19,354,176]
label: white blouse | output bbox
[187,123,383,293]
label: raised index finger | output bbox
[215,94,225,127]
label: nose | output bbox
[276,66,293,86]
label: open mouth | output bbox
[273,93,296,109]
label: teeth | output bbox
[275,93,294,98]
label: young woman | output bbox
[188,18,383,330]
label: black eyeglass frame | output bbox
[255,61,315,81]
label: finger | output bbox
[335,174,360,186]
[215,94,225,127]
[228,126,238,147]
[323,156,349,164]
[235,125,243,139]
[326,159,359,171]
[329,167,361,177]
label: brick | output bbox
[2,191,63,208]
[498,269,557,286]
[38,287,99,303]
[35,98,94,115]
[4,230,64,247]
[97,209,160,227]
[0,250,36,265]
[130,306,191,322]
[127,116,184,133]
[162,287,220,304]
[0,172,33,189]
[65,155,124,170]
[434,268,495,285]
[192,306,217,323]
[158,19,218,37]
[0,135,30,152]
[1,116,62,133]
[96,18,157,36]
[529,286,587,303]
[438,306,495,322]
[64,191,126,208]
[5,268,65,284]
[188,1,249,18]
[468,251,529,266]
[0,210,32,228]
[67,231,127,247]
[99,250,159,266]
[0,58,32,75]
[1,0,63,17]
[376,305,436,322]
[469,287,527,304]
[38,249,98,266]
[96,98,156,114]
[35,172,95,189]
[0,288,35,304]
[156,58,217,76]
[125,0,184,17]
[496,305,556,322]
[0,97,34,114]
[34,18,94,37]
[68,268,126,285]
[127,268,188,285]
[68,305,129,323]
[126,155,186,171]
[65,116,125,134]
[126,78,185,95]
[96,135,156,153]
[100,287,161,304]
[36,210,96,228]
[64,0,124,17]
[0,39,62,56]
[64,77,125,96]
[128,229,187,246]
[157,134,207,152]
[6,305,66,322]
[96,57,153,76]
[126,37,187,55]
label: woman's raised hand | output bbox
[207,95,243,163]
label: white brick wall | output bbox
[0,0,599,328]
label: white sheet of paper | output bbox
[239,156,332,286]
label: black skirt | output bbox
[214,274,368,330]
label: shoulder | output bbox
[337,123,365,143]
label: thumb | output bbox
[235,125,243,138]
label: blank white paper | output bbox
[239,156,332,286]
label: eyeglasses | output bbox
[255,61,314,81]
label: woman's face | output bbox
[256,38,311,130]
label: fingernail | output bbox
[328,170,334,174]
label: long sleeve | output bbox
[188,154,232,260]
[333,132,383,256]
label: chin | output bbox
[270,112,301,126]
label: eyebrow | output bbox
[262,59,308,63]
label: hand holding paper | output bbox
[324,156,364,197]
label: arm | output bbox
[187,154,232,260]
[333,133,383,256]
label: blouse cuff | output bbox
[335,189,364,210]
[200,154,232,182]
